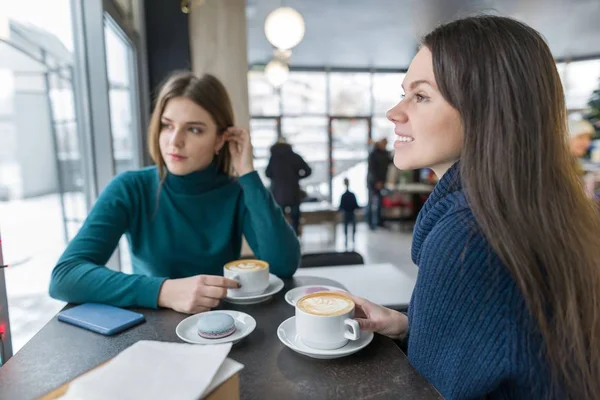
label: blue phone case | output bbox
[57,303,145,335]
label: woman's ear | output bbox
[215,132,226,155]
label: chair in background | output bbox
[300,251,364,268]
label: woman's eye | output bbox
[189,127,202,134]
[415,94,427,103]
[161,122,173,130]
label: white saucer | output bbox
[284,285,347,306]
[224,274,284,305]
[176,310,256,345]
[277,316,374,359]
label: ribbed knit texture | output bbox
[49,163,301,309]
[408,163,551,399]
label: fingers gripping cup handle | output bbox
[344,318,360,341]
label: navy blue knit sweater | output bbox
[408,163,551,399]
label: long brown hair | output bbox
[148,71,234,180]
[424,16,600,398]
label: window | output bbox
[281,72,326,115]
[104,15,139,174]
[247,70,410,203]
[250,118,278,182]
[248,71,280,115]
[0,0,84,354]
[329,72,371,116]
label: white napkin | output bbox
[59,340,243,400]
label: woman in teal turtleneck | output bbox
[49,72,301,314]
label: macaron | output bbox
[196,312,236,339]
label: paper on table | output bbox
[59,340,241,400]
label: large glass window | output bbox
[0,0,83,354]
[281,117,329,201]
[248,70,280,116]
[248,70,410,203]
[104,15,139,174]
[329,72,371,116]
[281,72,326,115]
[250,118,278,182]
[104,13,142,274]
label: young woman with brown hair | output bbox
[350,16,600,399]
[50,72,300,314]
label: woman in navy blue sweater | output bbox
[349,16,600,399]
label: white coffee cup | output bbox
[295,291,360,350]
[224,259,270,297]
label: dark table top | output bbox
[0,276,442,400]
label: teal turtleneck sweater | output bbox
[49,163,301,308]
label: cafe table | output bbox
[0,276,442,400]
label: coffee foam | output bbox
[225,261,267,272]
[297,292,354,316]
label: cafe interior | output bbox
[1,0,600,398]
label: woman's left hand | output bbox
[225,127,254,176]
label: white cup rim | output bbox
[224,259,269,272]
[295,292,355,318]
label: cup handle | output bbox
[344,319,360,341]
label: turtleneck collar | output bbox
[412,161,464,264]
[425,162,463,208]
[164,161,231,195]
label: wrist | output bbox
[386,309,409,339]
[157,279,172,308]
[238,167,255,177]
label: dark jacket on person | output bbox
[266,142,312,206]
[367,147,391,190]
[339,190,359,213]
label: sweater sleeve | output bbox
[238,171,300,277]
[49,173,166,308]
[408,209,516,399]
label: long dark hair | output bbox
[424,16,600,398]
[148,71,234,180]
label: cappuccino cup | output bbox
[295,291,360,350]
[224,259,269,297]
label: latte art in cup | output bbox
[297,292,355,316]
[225,260,268,271]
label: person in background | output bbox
[347,16,600,399]
[339,177,360,249]
[366,138,392,230]
[569,118,594,159]
[266,138,312,235]
[568,119,596,197]
[49,72,300,314]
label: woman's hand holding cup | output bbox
[158,275,240,314]
[343,293,409,340]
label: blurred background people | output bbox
[338,177,360,249]
[569,118,594,159]
[266,138,312,235]
[366,138,392,230]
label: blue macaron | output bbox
[196,312,236,339]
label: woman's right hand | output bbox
[345,293,409,340]
[157,275,241,314]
